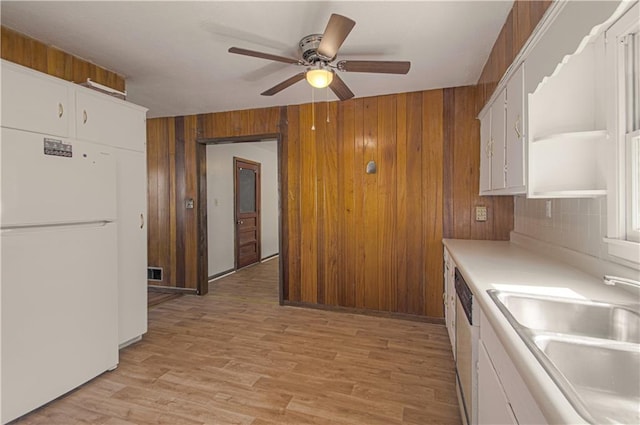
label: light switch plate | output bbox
[475,206,487,222]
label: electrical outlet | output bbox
[475,206,488,222]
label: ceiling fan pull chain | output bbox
[311,86,316,131]
[326,86,330,123]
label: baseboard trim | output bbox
[119,335,142,350]
[282,300,445,325]
[261,253,279,263]
[147,285,197,294]
[208,268,236,282]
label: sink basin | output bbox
[534,335,640,424]
[488,290,640,425]
[492,291,640,343]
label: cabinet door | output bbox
[116,149,148,346]
[479,109,492,193]
[490,90,507,190]
[480,311,547,424]
[478,342,518,425]
[76,89,146,151]
[443,250,456,353]
[1,61,71,137]
[506,64,526,190]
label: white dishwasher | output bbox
[455,268,479,425]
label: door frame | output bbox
[233,156,261,270]
[196,132,284,304]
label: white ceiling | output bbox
[1,1,513,118]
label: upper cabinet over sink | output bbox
[479,0,627,198]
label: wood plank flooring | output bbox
[148,290,183,308]
[14,259,461,425]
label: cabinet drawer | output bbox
[480,310,547,425]
[1,61,71,137]
[76,89,146,151]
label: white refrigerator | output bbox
[1,127,119,423]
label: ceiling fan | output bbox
[228,14,411,101]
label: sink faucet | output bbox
[603,275,640,289]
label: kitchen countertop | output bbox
[442,238,637,425]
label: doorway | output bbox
[204,138,280,284]
[234,157,261,269]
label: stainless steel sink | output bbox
[534,335,640,424]
[488,290,640,425]
[492,291,640,343]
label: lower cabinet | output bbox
[478,342,517,425]
[443,248,456,353]
[478,310,547,425]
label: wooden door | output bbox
[234,157,261,269]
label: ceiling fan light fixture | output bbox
[306,68,334,89]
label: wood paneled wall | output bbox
[146,88,513,318]
[476,0,552,113]
[147,116,201,292]
[284,92,444,317]
[146,107,282,293]
[1,26,125,92]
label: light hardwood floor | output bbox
[14,259,461,425]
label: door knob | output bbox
[237,220,244,224]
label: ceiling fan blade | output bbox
[261,72,307,96]
[337,60,411,74]
[317,14,356,60]
[329,73,355,101]
[229,47,301,65]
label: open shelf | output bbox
[529,189,606,199]
[528,128,607,197]
[532,129,607,144]
[527,29,607,199]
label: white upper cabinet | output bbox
[479,109,492,193]
[478,0,626,198]
[76,88,146,152]
[505,64,526,191]
[1,61,71,137]
[490,90,507,191]
[479,87,516,195]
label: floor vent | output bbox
[147,267,163,281]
